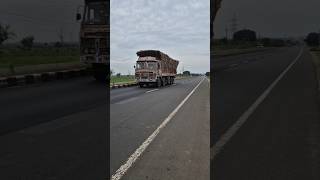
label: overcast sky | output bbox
[0,0,81,43]
[214,0,320,38]
[110,0,210,75]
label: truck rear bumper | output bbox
[137,79,157,83]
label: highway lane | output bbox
[213,47,282,71]
[110,76,210,179]
[213,46,320,179]
[212,46,301,143]
[0,77,107,179]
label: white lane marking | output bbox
[145,89,159,93]
[111,77,205,180]
[211,47,304,160]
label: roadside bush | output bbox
[305,32,320,47]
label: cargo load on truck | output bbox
[135,50,179,88]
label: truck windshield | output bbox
[83,2,107,25]
[147,62,157,70]
[136,62,157,70]
[136,62,146,70]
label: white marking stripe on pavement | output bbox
[211,47,304,160]
[111,77,206,180]
[145,89,159,93]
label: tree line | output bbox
[0,23,74,50]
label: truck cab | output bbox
[135,57,160,87]
[77,0,108,81]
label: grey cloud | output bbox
[111,0,209,74]
[214,0,320,38]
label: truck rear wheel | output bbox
[168,77,172,85]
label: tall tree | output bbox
[0,23,15,46]
[305,32,319,46]
[233,29,257,41]
[21,36,35,50]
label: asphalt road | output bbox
[111,76,210,180]
[0,77,107,179]
[213,46,320,179]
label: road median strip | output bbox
[110,82,138,89]
[0,68,90,88]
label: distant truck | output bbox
[77,0,108,81]
[135,50,179,88]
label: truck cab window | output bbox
[136,62,145,69]
[147,62,157,70]
[89,9,95,23]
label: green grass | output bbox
[110,75,136,85]
[0,47,80,68]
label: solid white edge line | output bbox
[145,89,159,93]
[211,47,304,160]
[111,77,206,180]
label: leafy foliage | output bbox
[0,23,15,46]
[20,36,35,50]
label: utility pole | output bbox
[225,27,229,40]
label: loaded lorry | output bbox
[77,0,108,81]
[135,50,179,88]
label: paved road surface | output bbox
[0,77,107,179]
[213,46,320,179]
[111,77,210,180]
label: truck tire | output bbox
[168,77,172,85]
[139,83,144,88]
[156,78,161,87]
